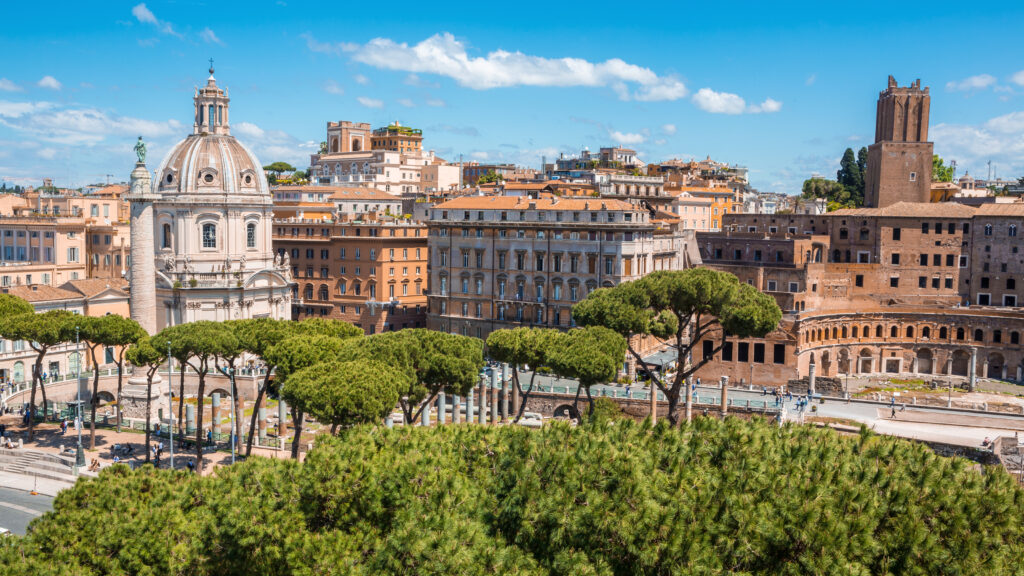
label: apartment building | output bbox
[273,213,428,334]
[424,196,659,340]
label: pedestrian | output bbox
[206,428,213,444]
[891,407,896,418]
[187,460,195,473]
[761,386,767,396]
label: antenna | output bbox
[987,160,992,181]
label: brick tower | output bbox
[864,76,933,207]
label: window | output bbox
[944,277,953,289]
[932,254,941,266]
[202,224,217,248]
[984,224,993,236]
[767,280,777,291]
[909,172,917,182]
[974,329,984,342]
[922,223,929,234]
[773,344,786,364]
[889,276,899,288]
[892,228,901,240]
[788,282,799,293]
[753,343,765,363]
[162,224,172,249]
[919,254,928,266]
[891,253,900,265]
[918,276,927,288]
[855,275,863,287]
[246,223,256,248]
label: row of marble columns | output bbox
[181,392,290,445]
[390,364,516,427]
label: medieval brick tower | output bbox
[864,76,933,207]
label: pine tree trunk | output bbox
[26,349,44,441]
[115,358,124,433]
[177,366,186,436]
[89,347,100,450]
[290,406,304,460]
[244,373,270,457]
[194,370,206,473]
[144,370,153,463]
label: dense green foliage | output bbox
[4,418,1023,575]
[801,146,868,209]
[933,154,955,183]
[573,269,781,424]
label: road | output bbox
[0,487,53,535]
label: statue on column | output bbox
[134,136,147,164]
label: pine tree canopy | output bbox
[4,417,1022,575]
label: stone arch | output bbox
[352,138,362,152]
[552,404,581,420]
[821,350,833,376]
[857,348,874,374]
[974,329,984,342]
[951,350,970,376]
[939,326,948,339]
[875,325,883,338]
[987,352,1005,379]
[330,137,339,153]
[890,325,898,338]
[956,327,965,340]
[95,391,115,404]
[921,326,930,339]
[841,326,847,339]
[916,348,933,374]
[905,326,914,338]
[838,348,851,373]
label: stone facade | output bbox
[864,76,933,208]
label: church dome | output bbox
[154,67,270,201]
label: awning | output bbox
[642,348,678,369]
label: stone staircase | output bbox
[0,448,78,484]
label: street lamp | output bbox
[167,341,174,470]
[74,326,84,468]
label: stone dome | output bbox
[153,68,271,201]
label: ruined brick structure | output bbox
[864,76,933,208]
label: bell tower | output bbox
[864,76,933,207]
[193,60,231,135]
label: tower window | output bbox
[909,172,917,182]
[202,224,217,248]
[162,223,172,249]
[246,223,256,248]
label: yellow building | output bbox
[669,186,740,230]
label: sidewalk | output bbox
[0,470,71,497]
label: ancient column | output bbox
[490,370,499,424]
[452,395,461,424]
[235,395,245,445]
[126,156,159,335]
[437,391,446,425]
[211,392,221,438]
[720,375,729,417]
[499,375,507,420]
[278,399,288,441]
[808,360,817,397]
[969,348,978,391]
[466,390,474,424]
[421,401,430,426]
[477,375,486,424]
[258,407,267,442]
[506,364,518,418]
[185,403,196,435]
[650,380,657,424]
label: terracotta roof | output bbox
[830,201,977,218]
[433,195,638,212]
[973,202,1024,216]
[60,278,128,298]
[5,285,82,303]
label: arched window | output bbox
[974,329,984,342]
[304,284,313,300]
[984,224,993,236]
[922,327,930,339]
[831,327,838,339]
[352,138,362,152]
[1012,331,1020,345]
[162,223,172,249]
[939,327,948,339]
[354,282,361,296]
[1011,225,1018,237]
[906,326,914,338]
[863,325,870,338]
[841,327,847,339]
[852,326,859,338]
[208,105,215,125]
[875,325,883,338]
[832,249,840,262]
[12,361,24,383]
[246,222,257,248]
[202,223,217,248]
[318,285,329,301]
[956,327,965,340]
[890,326,898,338]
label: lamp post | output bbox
[228,366,236,465]
[74,326,84,467]
[167,341,174,470]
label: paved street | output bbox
[0,487,53,535]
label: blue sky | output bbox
[2,1,1023,192]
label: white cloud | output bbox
[131,3,179,37]
[397,98,415,108]
[748,98,782,114]
[131,3,157,24]
[692,88,745,114]
[661,123,676,136]
[353,74,369,85]
[323,80,344,95]
[37,76,62,90]
[36,148,57,160]
[0,101,53,118]
[357,96,384,109]
[0,79,22,92]
[932,113,1024,179]
[805,74,816,86]
[609,130,645,145]
[946,74,996,92]
[328,32,688,101]
[1011,70,1024,87]
[300,32,357,56]
[233,122,265,139]
[470,151,489,160]
[0,101,182,145]
[985,111,1024,134]
[426,98,445,107]
[692,89,781,115]
[200,27,223,45]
